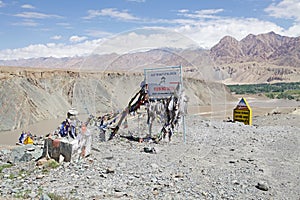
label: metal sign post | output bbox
[144,65,186,143]
[233,97,252,125]
[145,66,181,99]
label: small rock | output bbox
[151,177,158,183]
[26,147,35,152]
[59,155,65,163]
[3,174,10,179]
[36,174,45,179]
[173,172,184,178]
[0,149,11,155]
[201,191,208,197]
[151,163,159,169]
[114,187,122,192]
[144,147,156,154]
[152,188,159,195]
[83,164,89,169]
[29,192,37,199]
[133,174,140,178]
[201,169,207,175]
[255,182,269,191]
[106,167,115,174]
[40,193,51,200]
[104,156,114,160]
[36,158,48,166]
[100,173,108,178]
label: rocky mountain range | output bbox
[1,32,299,84]
[210,31,300,67]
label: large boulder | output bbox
[9,145,43,163]
[42,135,92,162]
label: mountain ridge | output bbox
[0,32,300,85]
[210,31,300,67]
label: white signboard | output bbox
[144,66,182,99]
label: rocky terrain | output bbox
[0,111,299,199]
[210,32,300,84]
[0,66,233,133]
[0,30,300,199]
[210,31,300,67]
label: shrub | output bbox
[0,163,13,173]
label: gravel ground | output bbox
[0,112,300,200]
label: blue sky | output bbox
[0,0,300,60]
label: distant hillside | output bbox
[209,32,300,84]
[0,67,233,132]
[210,31,300,67]
[0,32,300,84]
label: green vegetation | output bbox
[45,159,60,169]
[9,173,15,179]
[14,189,32,199]
[47,193,67,200]
[42,168,50,174]
[228,82,300,100]
[38,187,44,196]
[0,163,13,173]
[18,168,31,177]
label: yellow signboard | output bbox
[233,97,252,125]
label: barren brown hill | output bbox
[0,66,233,132]
[210,31,300,66]
[1,32,300,84]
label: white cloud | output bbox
[175,18,284,48]
[91,30,198,55]
[0,29,198,60]
[140,9,287,48]
[14,12,62,19]
[51,35,62,40]
[12,19,39,27]
[0,39,102,60]
[0,1,5,7]
[21,4,35,9]
[282,22,300,36]
[178,9,189,13]
[196,9,224,15]
[265,0,300,21]
[179,9,224,19]
[84,8,139,21]
[56,22,73,29]
[69,35,88,43]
